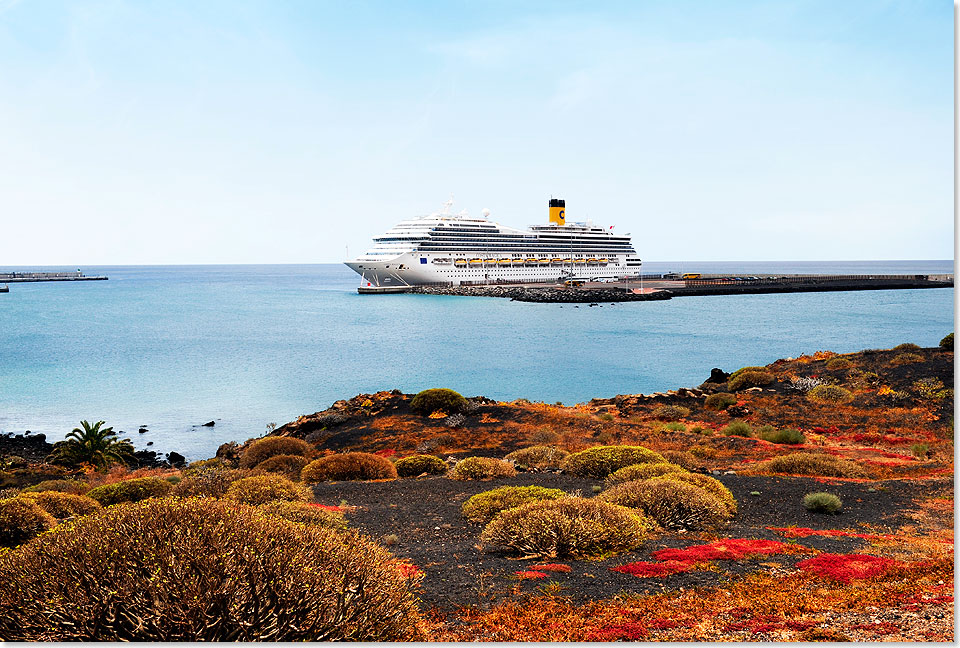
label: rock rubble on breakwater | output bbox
[410,285,672,303]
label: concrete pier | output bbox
[0,271,108,283]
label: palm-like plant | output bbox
[50,420,135,469]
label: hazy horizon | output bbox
[0,0,952,265]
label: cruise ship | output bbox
[345,198,642,287]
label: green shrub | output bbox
[239,436,315,468]
[722,420,753,437]
[825,357,853,370]
[727,370,775,392]
[561,445,666,479]
[258,501,347,530]
[409,388,468,415]
[890,353,924,366]
[86,477,173,507]
[652,405,690,420]
[598,479,731,530]
[0,498,425,640]
[20,492,101,519]
[394,454,448,478]
[704,393,738,411]
[255,454,310,480]
[729,366,768,380]
[749,452,867,478]
[604,462,687,488]
[0,498,55,548]
[22,479,90,495]
[503,445,570,470]
[893,343,921,352]
[757,426,806,445]
[910,443,930,459]
[598,412,614,422]
[462,486,568,524]
[913,377,946,399]
[447,457,517,481]
[479,498,648,559]
[224,475,310,506]
[664,422,687,432]
[939,333,953,351]
[807,385,854,404]
[301,453,398,483]
[803,492,842,514]
[650,472,738,515]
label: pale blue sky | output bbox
[0,0,952,264]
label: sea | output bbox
[0,261,953,461]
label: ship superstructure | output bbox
[345,198,642,287]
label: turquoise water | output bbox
[0,261,953,461]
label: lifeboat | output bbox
[551,258,564,264]
[498,258,511,265]
[562,258,572,263]
[484,258,497,265]
[587,258,599,264]
[574,258,586,264]
[469,259,483,265]
[512,258,525,265]
[539,258,551,264]
[525,258,539,264]
[598,258,609,264]
[454,259,467,266]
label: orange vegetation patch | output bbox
[529,564,572,573]
[394,561,423,579]
[515,571,548,580]
[796,553,901,584]
[767,526,895,541]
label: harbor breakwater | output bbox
[411,285,672,303]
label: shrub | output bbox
[561,445,666,479]
[22,479,90,495]
[727,370,774,392]
[650,472,737,515]
[939,333,953,351]
[480,498,648,559]
[256,454,310,480]
[757,426,806,445]
[893,343,921,352]
[224,474,310,506]
[890,353,924,366]
[721,420,753,437]
[409,388,468,415]
[503,445,570,470]
[604,462,687,488]
[659,449,704,471]
[704,393,738,411]
[301,453,398,483]
[807,385,854,404]
[19,492,101,519]
[652,405,690,421]
[394,454,448,478]
[825,357,853,370]
[913,377,946,399]
[447,457,517,481]
[462,486,568,524]
[664,422,687,432]
[173,465,257,499]
[239,436,315,468]
[749,452,867,478]
[803,492,842,514]
[258,501,346,530]
[729,366,768,380]
[910,443,930,459]
[86,477,173,507]
[0,498,425,640]
[598,479,731,530]
[0,498,55,547]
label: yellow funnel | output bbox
[549,198,565,225]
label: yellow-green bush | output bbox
[890,352,924,366]
[461,485,568,524]
[649,472,737,515]
[748,452,867,478]
[257,501,346,530]
[704,393,737,411]
[807,385,854,404]
[19,492,101,519]
[652,405,691,420]
[394,454,448,478]
[301,453,398,483]
[729,366,768,380]
[660,449,704,471]
[503,445,570,470]
[22,479,90,495]
[409,388,468,415]
[825,357,853,370]
[803,492,842,514]
[939,333,953,351]
[604,462,687,488]
[0,498,55,547]
[561,445,666,479]
[447,457,517,481]
[173,464,259,499]
[722,420,753,437]
[256,454,310,480]
[239,436,315,468]
[757,426,805,444]
[86,477,173,507]
[479,497,648,559]
[0,498,426,640]
[224,474,310,506]
[598,479,731,530]
[727,370,774,391]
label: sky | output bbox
[0,0,953,265]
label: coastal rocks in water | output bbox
[0,432,53,463]
[165,451,186,468]
[202,420,216,427]
[410,285,674,304]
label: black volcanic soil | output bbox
[310,472,939,610]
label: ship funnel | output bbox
[549,198,565,225]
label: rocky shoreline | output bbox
[411,285,672,303]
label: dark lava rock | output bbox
[166,451,186,468]
[706,368,731,383]
[0,432,53,463]
[202,420,216,427]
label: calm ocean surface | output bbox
[0,261,953,461]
